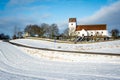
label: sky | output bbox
[0,0,120,37]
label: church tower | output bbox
[68,18,77,36]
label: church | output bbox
[68,18,108,37]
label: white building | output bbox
[69,18,108,37]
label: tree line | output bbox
[13,23,69,39]
[24,23,60,38]
[0,33,10,41]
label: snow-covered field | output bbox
[10,39,120,53]
[18,46,120,63]
[0,39,120,80]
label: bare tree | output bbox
[49,24,59,38]
[24,24,41,37]
[40,23,49,37]
[13,26,18,37]
[13,26,21,39]
[63,28,69,37]
[111,29,119,39]
[17,31,23,38]
[0,33,10,41]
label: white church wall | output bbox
[80,29,88,36]
[87,30,108,36]
[68,22,76,36]
[76,29,88,36]
[75,31,81,36]
[76,30,108,37]
[102,30,109,36]
[87,30,95,36]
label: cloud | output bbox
[0,11,52,37]
[0,0,52,36]
[6,0,57,7]
[7,0,35,6]
[78,1,120,31]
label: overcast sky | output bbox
[0,0,120,36]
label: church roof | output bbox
[76,24,106,31]
[69,18,76,22]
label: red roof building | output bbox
[68,18,108,37]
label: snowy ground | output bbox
[0,40,120,80]
[10,39,120,53]
[18,46,120,63]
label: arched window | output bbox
[91,35,93,36]
[78,32,80,34]
[96,32,99,36]
[101,32,103,36]
[90,32,93,36]
[82,34,84,36]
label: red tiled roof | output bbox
[76,24,106,31]
[69,18,76,22]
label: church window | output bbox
[101,32,103,36]
[82,34,84,36]
[96,32,99,36]
[91,32,93,35]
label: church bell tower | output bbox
[68,18,77,36]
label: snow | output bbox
[0,40,120,80]
[0,42,67,80]
[0,70,44,80]
[10,39,120,53]
[18,46,120,63]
